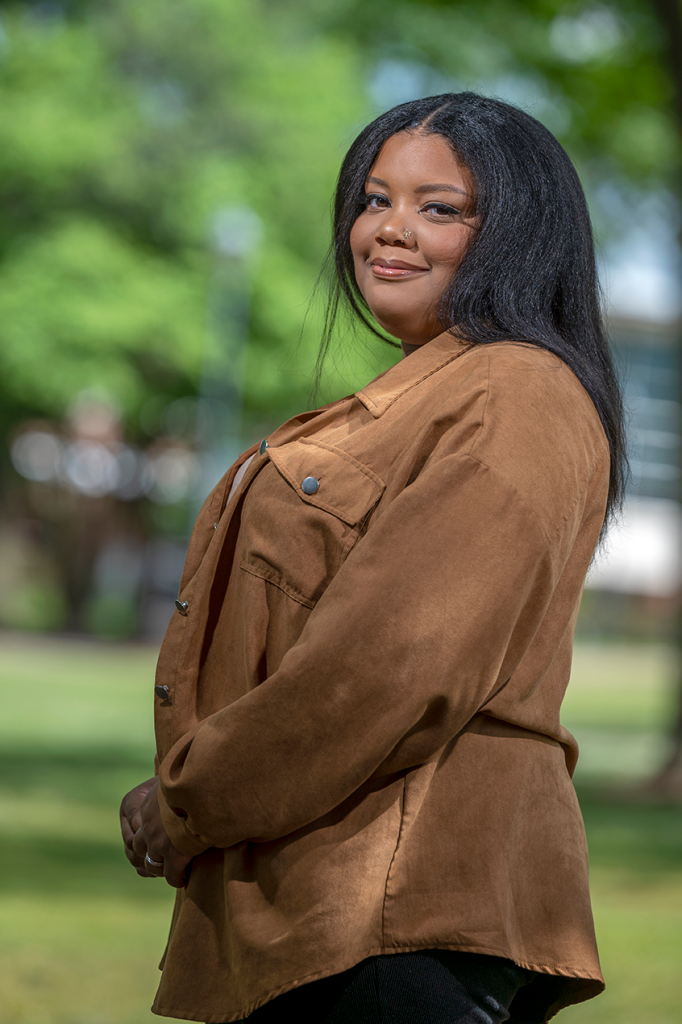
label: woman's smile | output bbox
[370,256,430,279]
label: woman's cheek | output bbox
[350,234,370,297]
[349,218,368,258]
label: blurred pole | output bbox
[192,205,263,526]
[647,0,682,796]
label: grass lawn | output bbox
[0,634,681,1023]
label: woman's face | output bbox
[350,130,478,354]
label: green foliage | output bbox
[0,0,384,441]
[323,0,680,178]
[0,217,204,416]
[0,0,679,446]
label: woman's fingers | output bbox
[120,777,167,877]
[126,837,163,878]
[122,779,182,882]
[131,838,191,886]
[122,823,150,873]
[120,811,143,868]
[131,828,149,859]
[131,841,190,885]
[129,780,194,887]
[120,808,135,847]
[120,777,158,849]
[142,851,165,877]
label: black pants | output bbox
[236,950,533,1023]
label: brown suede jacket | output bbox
[151,332,609,1023]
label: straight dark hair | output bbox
[319,92,627,534]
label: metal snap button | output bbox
[301,476,320,495]
[175,599,189,615]
[154,685,170,700]
[259,438,269,455]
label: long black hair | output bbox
[320,91,627,533]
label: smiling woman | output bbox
[120,93,627,1024]
[350,132,478,351]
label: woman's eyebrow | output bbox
[365,176,472,199]
[414,182,471,198]
[365,176,473,203]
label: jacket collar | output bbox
[356,330,470,418]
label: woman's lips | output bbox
[370,258,429,279]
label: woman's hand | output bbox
[120,776,157,851]
[120,778,193,888]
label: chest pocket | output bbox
[239,438,385,608]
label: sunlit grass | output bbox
[0,896,172,1024]
[0,634,170,1024]
[0,635,158,748]
[563,873,682,1024]
[1,634,681,1023]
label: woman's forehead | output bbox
[368,131,475,198]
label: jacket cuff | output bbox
[158,786,212,857]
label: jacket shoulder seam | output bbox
[462,348,492,459]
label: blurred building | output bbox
[583,317,682,638]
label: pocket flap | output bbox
[267,438,384,526]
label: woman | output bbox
[120,92,625,1024]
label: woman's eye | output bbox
[422,202,460,218]
[364,193,390,209]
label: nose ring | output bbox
[403,230,412,240]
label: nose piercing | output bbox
[403,230,412,240]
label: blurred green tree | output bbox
[0,0,381,448]
[1,0,679,438]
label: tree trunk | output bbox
[646,0,682,796]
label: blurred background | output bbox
[1,1,681,1022]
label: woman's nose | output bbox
[375,215,416,247]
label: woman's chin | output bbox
[370,311,417,345]
[372,318,438,351]
[366,302,440,345]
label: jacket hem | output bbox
[151,941,605,1023]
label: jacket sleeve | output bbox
[157,442,581,856]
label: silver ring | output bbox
[145,853,164,870]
